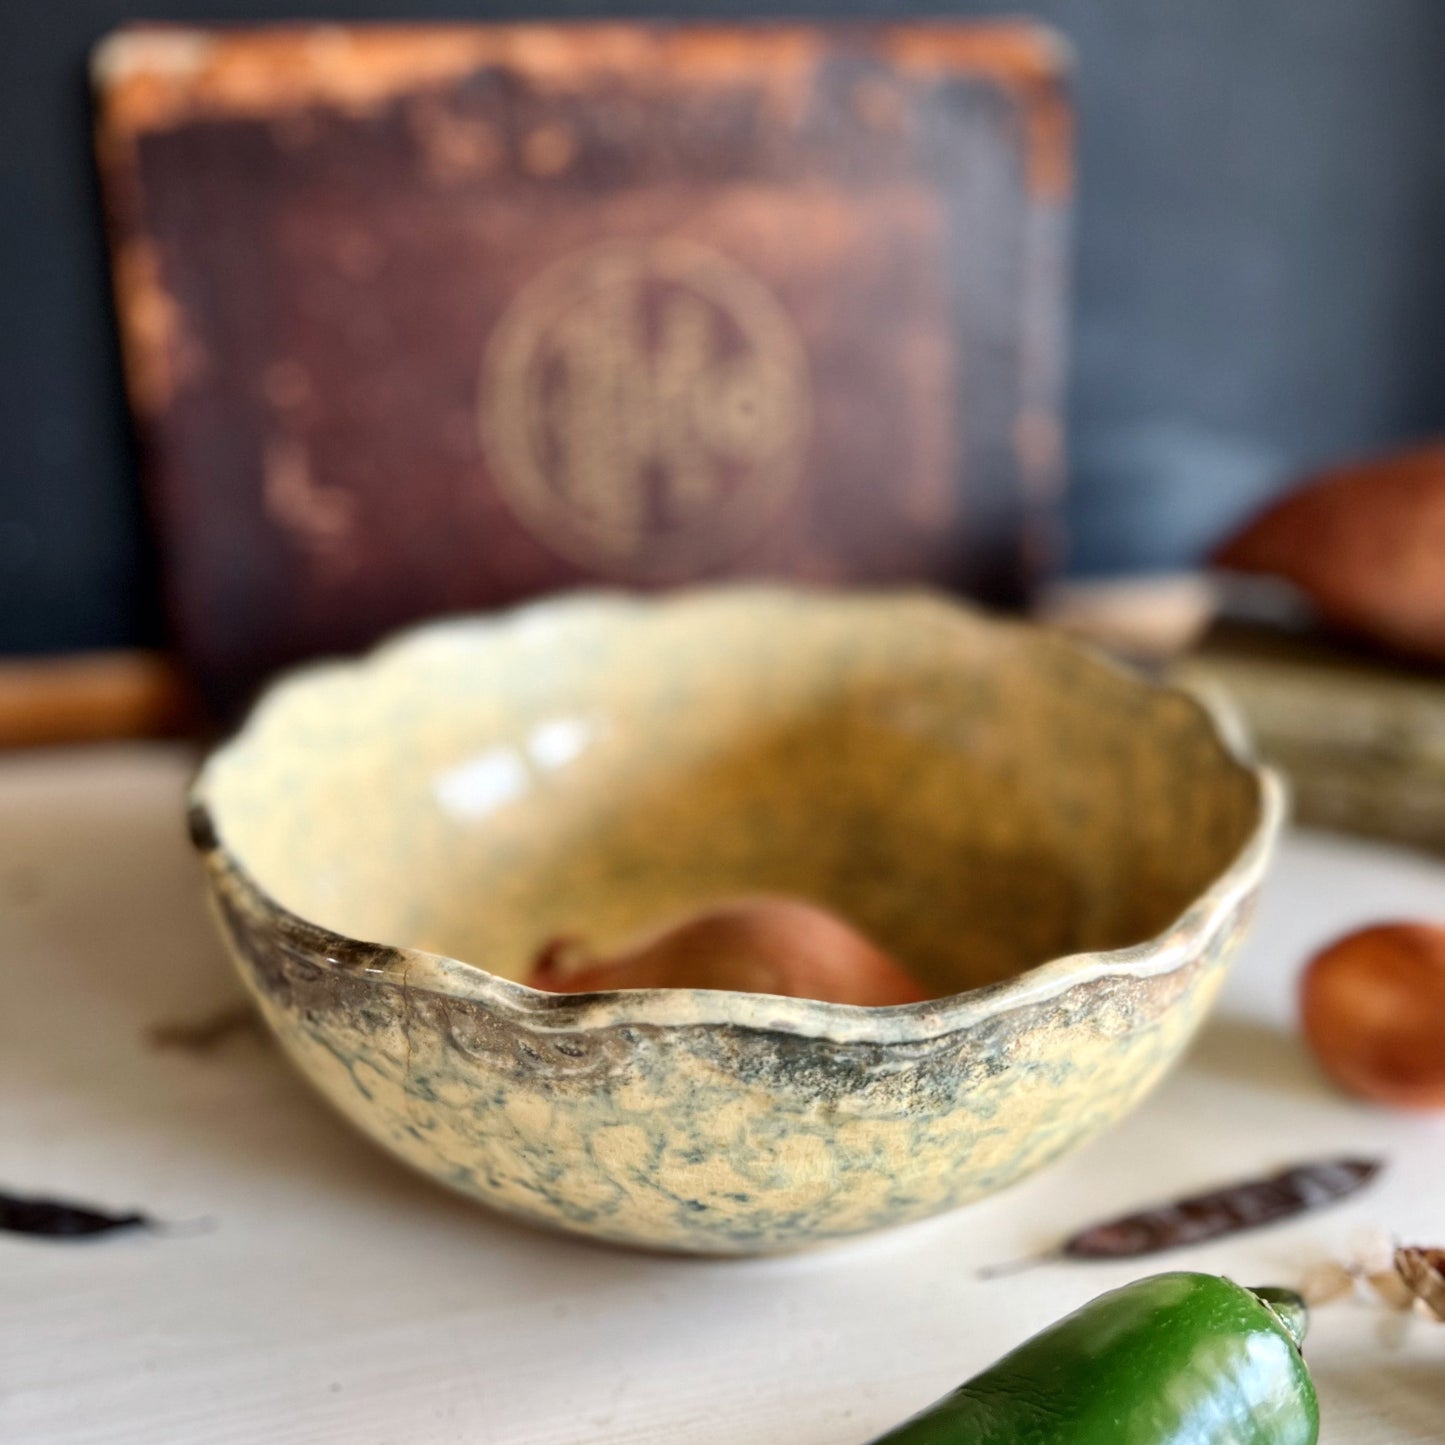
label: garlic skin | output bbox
[527,896,931,1007]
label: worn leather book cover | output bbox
[94,21,1072,710]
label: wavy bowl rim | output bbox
[189,585,1286,1047]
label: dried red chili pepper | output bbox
[982,1158,1383,1277]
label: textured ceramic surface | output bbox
[191,588,1283,1253]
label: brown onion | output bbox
[526,896,930,1007]
[1300,922,1445,1110]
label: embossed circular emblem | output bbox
[480,240,811,576]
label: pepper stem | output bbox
[1249,1286,1309,1347]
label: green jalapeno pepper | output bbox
[869,1272,1319,1445]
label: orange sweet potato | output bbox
[1215,443,1445,663]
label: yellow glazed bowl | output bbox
[191,588,1282,1254]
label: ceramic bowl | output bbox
[191,588,1282,1254]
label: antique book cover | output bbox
[94,21,1072,709]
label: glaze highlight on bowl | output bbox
[191,587,1283,1253]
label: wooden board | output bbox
[1177,622,1445,856]
[0,652,198,749]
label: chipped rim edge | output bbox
[188,585,1287,1048]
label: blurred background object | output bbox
[3,0,1445,815]
[1034,571,1220,662]
[1214,442,1445,666]
[7,0,1445,665]
[1040,434,1445,858]
[1175,624,1445,857]
[0,648,198,748]
[91,20,1069,710]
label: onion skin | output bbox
[527,896,931,1006]
[1300,922,1445,1110]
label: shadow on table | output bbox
[1184,1014,1334,1103]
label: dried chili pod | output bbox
[1,1190,154,1239]
[1065,1159,1383,1260]
[982,1159,1383,1276]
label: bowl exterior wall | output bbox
[208,862,1257,1254]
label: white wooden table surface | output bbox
[2,744,1442,1445]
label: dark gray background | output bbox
[5,0,1445,654]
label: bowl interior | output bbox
[199,592,1263,996]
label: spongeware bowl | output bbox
[190,587,1282,1254]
